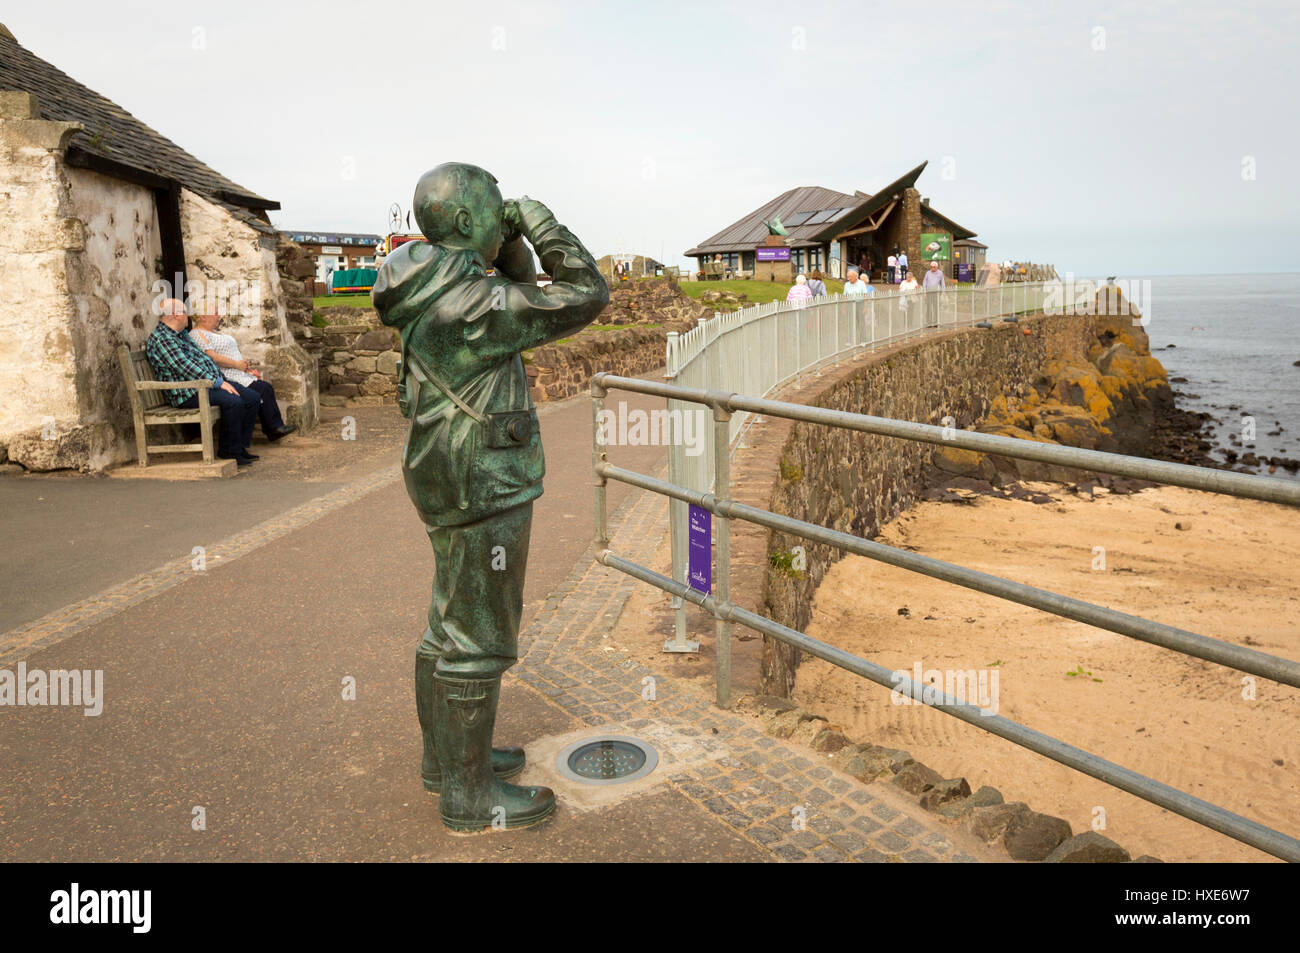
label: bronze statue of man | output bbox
[372,163,608,832]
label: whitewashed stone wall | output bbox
[0,91,114,469]
[179,189,318,433]
[0,90,316,471]
[65,167,165,466]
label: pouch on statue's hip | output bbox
[483,409,536,449]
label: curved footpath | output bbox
[0,369,996,863]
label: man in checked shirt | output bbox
[145,298,261,465]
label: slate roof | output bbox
[685,185,860,256]
[685,161,976,256]
[0,24,277,215]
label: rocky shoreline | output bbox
[1155,355,1299,476]
[925,297,1298,494]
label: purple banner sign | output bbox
[756,246,791,261]
[687,504,712,594]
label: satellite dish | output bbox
[388,203,403,234]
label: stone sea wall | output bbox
[749,298,1170,696]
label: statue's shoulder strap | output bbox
[402,346,488,426]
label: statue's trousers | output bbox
[417,502,534,679]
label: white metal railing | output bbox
[659,280,1051,649]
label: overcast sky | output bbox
[8,0,1298,275]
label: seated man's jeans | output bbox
[178,382,259,455]
[247,379,287,434]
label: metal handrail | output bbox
[660,280,1054,650]
[589,372,1300,862]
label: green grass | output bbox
[680,278,847,308]
[313,294,373,308]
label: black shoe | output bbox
[267,426,298,441]
[219,452,253,467]
[242,451,260,461]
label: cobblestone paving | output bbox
[513,477,1002,864]
[0,465,401,666]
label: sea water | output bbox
[1137,273,1300,478]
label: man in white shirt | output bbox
[886,253,897,284]
[842,268,871,295]
[922,260,946,327]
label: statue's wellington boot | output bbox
[433,674,555,832]
[416,649,524,793]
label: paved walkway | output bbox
[0,377,998,862]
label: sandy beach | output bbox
[794,483,1300,862]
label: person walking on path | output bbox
[899,270,920,326]
[807,270,827,297]
[922,260,946,327]
[842,268,871,296]
[897,250,909,280]
[843,267,874,338]
[886,252,898,285]
[786,273,813,307]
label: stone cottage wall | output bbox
[61,167,166,468]
[0,92,171,470]
[179,189,318,432]
[0,90,316,470]
[0,92,87,468]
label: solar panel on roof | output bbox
[783,210,815,226]
[806,206,847,224]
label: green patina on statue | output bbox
[372,163,608,832]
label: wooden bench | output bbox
[117,345,221,466]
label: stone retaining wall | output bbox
[307,321,401,407]
[299,276,710,407]
[527,325,670,402]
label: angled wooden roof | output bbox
[686,161,977,256]
[804,161,930,242]
[0,25,278,214]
